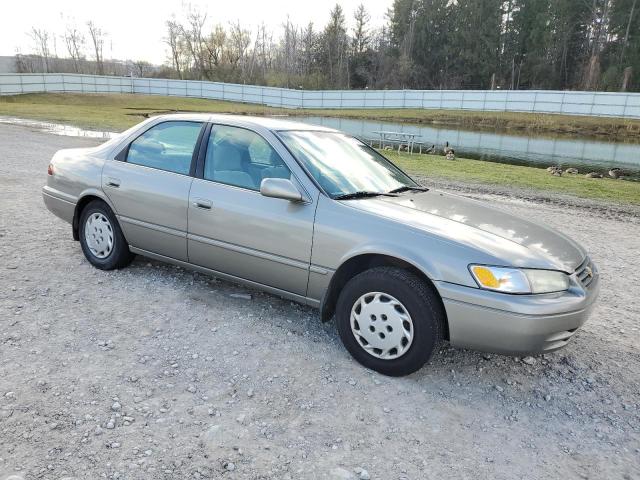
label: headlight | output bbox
[469,265,569,294]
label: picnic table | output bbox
[372,130,420,154]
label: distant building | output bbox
[0,56,17,73]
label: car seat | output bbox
[206,143,256,189]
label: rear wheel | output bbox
[336,267,444,376]
[79,200,133,270]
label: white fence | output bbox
[1,73,639,119]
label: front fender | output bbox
[317,244,442,322]
[335,241,445,283]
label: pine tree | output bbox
[321,4,349,88]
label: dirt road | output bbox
[0,123,638,480]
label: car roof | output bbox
[152,113,338,133]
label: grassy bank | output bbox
[387,151,640,205]
[0,93,282,131]
[1,92,640,139]
[1,92,639,205]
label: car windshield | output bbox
[278,130,419,198]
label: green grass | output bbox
[386,151,640,206]
[1,92,640,139]
[1,92,639,206]
[0,93,284,131]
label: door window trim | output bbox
[114,120,207,177]
[195,122,312,202]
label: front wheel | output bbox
[79,200,134,270]
[335,267,445,376]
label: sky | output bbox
[3,0,391,65]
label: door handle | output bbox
[192,198,213,210]
[106,177,121,188]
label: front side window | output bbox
[127,121,203,175]
[204,125,291,190]
[278,131,418,198]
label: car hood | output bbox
[344,190,586,272]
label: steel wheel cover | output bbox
[350,292,414,360]
[84,212,114,259]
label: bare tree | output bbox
[245,24,266,83]
[180,9,207,79]
[87,21,105,75]
[279,18,299,87]
[166,20,185,79]
[202,25,226,77]
[248,23,271,82]
[30,28,51,73]
[63,27,85,73]
[15,53,36,73]
[228,21,251,79]
[132,60,152,77]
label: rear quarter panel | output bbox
[44,148,110,223]
[48,148,106,199]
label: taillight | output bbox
[47,163,54,175]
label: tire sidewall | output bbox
[336,269,440,376]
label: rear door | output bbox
[102,120,204,261]
[187,124,316,296]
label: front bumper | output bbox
[434,271,600,355]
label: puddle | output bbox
[0,116,116,139]
[296,115,640,176]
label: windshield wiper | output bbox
[334,191,398,200]
[388,185,429,194]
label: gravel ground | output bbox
[0,123,639,480]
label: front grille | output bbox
[575,257,596,288]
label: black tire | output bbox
[78,200,134,270]
[335,267,445,376]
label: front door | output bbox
[102,120,204,261]
[187,124,316,296]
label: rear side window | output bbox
[203,125,291,191]
[127,121,203,175]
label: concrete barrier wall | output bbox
[1,73,639,118]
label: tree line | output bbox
[18,0,639,91]
[385,0,638,91]
[17,22,155,78]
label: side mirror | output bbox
[260,178,304,202]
